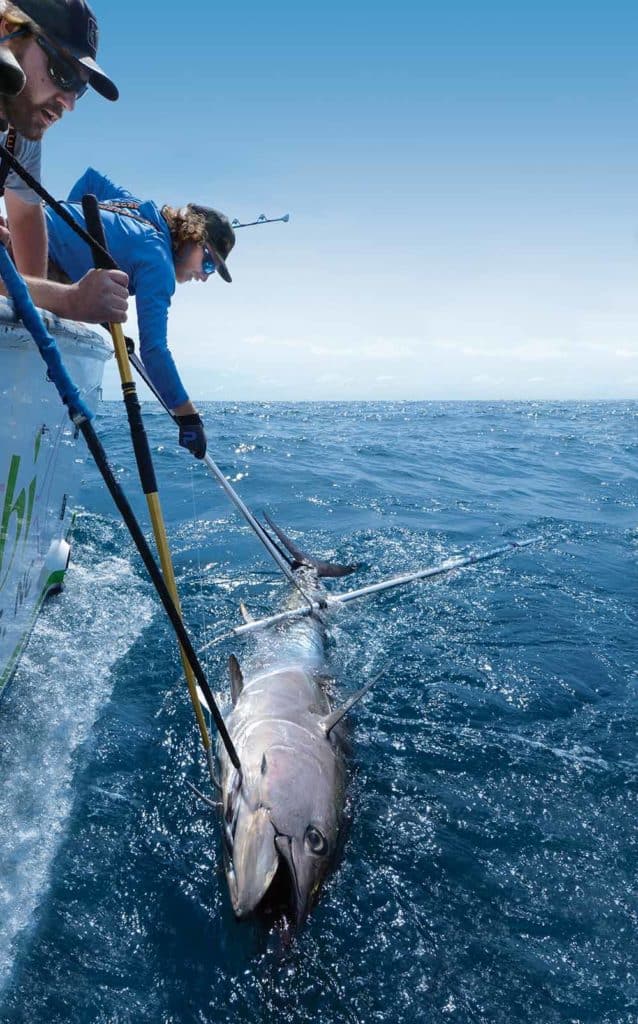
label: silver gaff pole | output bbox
[231,537,541,637]
[201,450,318,598]
[125,348,315,610]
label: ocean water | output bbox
[0,400,636,1024]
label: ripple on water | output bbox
[1,402,637,1024]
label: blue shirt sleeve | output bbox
[67,167,136,204]
[133,250,189,410]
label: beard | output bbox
[2,89,64,140]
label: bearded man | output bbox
[0,0,128,324]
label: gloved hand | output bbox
[176,413,207,459]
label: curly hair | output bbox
[0,3,38,31]
[160,204,208,254]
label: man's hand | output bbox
[0,215,10,248]
[67,268,129,323]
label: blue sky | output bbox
[39,0,638,399]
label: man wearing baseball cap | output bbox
[0,0,128,324]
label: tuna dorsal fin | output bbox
[239,601,253,624]
[228,654,244,705]
[320,679,374,735]
[263,513,358,578]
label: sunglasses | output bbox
[202,245,217,276]
[35,35,88,99]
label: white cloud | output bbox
[98,266,638,400]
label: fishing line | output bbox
[0,140,113,260]
[125,341,316,606]
[39,381,102,501]
[188,458,214,682]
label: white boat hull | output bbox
[0,298,111,693]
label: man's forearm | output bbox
[0,274,72,317]
[0,268,129,324]
[5,193,48,277]
[12,225,47,277]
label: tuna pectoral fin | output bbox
[228,654,244,705]
[321,680,375,736]
[239,601,253,623]
[231,807,279,916]
[186,781,220,810]
[263,513,358,577]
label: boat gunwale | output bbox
[0,296,112,362]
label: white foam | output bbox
[0,544,154,995]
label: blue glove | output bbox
[176,413,207,459]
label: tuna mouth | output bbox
[227,826,311,929]
[274,832,315,928]
[256,851,298,925]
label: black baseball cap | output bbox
[13,0,118,100]
[190,205,236,284]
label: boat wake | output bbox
[0,523,153,997]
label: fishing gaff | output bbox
[0,241,241,774]
[122,340,316,606]
[80,194,217,781]
[0,141,311,604]
[230,537,541,636]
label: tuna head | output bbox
[224,738,346,929]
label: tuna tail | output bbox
[262,513,358,578]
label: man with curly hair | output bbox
[0,0,128,324]
[45,166,236,458]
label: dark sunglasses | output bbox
[35,35,88,99]
[202,246,217,276]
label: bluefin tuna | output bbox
[216,519,371,929]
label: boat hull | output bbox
[0,298,111,693]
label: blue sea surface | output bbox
[0,400,636,1024]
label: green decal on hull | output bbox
[0,430,42,593]
[0,569,68,696]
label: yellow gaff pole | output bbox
[82,196,214,780]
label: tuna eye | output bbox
[305,826,327,856]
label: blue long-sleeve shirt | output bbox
[45,167,189,409]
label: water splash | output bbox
[0,524,153,995]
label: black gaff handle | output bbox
[80,193,118,271]
[80,194,241,772]
[81,193,156,496]
[77,416,241,772]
